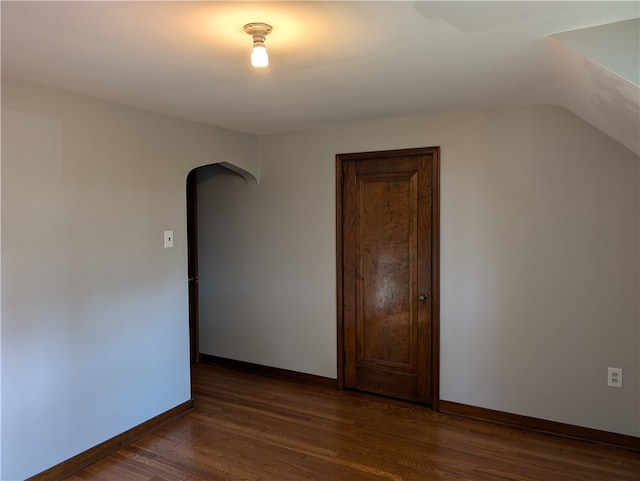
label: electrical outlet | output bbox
[607,368,622,388]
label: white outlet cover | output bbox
[607,367,622,388]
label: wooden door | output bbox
[337,147,439,405]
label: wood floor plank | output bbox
[62,364,640,481]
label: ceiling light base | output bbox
[244,23,272,39]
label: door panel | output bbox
[358,171,417,373]
[339,148,439,405]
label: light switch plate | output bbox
[164,230,174,248]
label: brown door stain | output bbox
[337,147,440,406]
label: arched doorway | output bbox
[186,163,257,364]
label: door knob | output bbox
[418,294,427,301]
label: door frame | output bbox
[335,147,440,409]
[187,169,200,365]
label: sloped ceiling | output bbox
[548,19,639,155]
[546,36,639,156]
[551,19,639,85]
[1,1,638,154]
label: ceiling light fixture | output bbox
[244,22,272,68]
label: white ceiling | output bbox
[2,1,639,142]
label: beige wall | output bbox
[198,105,639,437]
[2,78,638,479]
[0,79,257,480]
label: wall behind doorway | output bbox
[196,105,639,438]
[197,160,336,377]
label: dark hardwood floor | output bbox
[65,364,640,481]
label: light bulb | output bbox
[251,45,268,68]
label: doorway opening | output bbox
[336,147,440,407]
[186,163,255,366]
